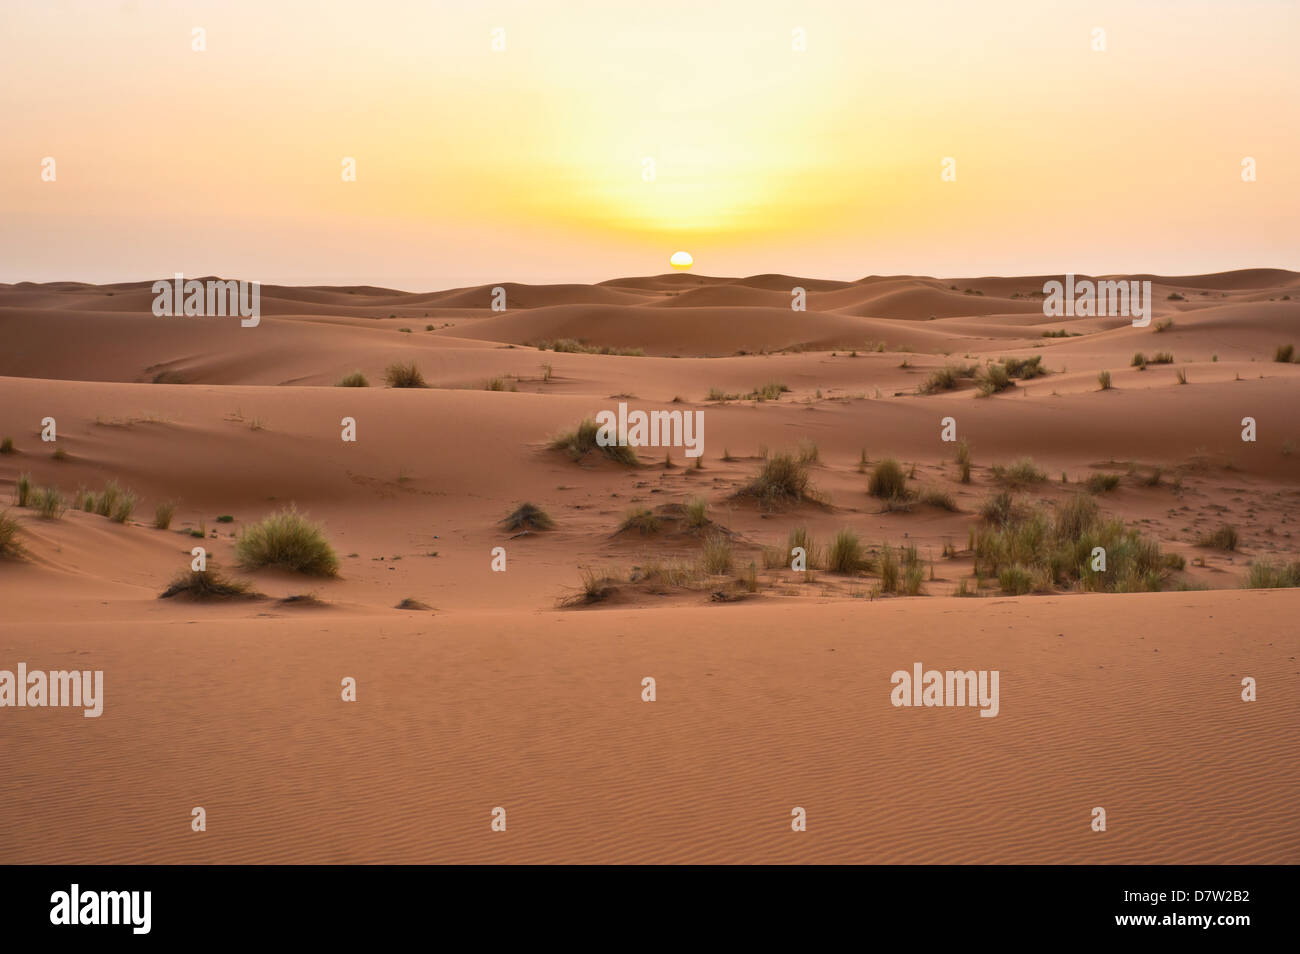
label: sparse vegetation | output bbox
[918,364,977,394]
[538,338,644,357]
[236,507,339,576]
[748,382,790,402]
[973,493,1173,593]
[684,496,709,529]
[1175,367,1188,385]
[976,362,1013,396]
[336,371,369,387]
[14,473,32,508]
[619,507,660,535]
[1085,473,1122,493]
[1245,560,1300,589]
[502,502,555,532]
[1197,524,1238,551]
[1098,370,1112,390]
[0,437,12,454]
[1275,344,1295,363]
[32,486,66,520]
[549,418,640,465]
[919,487,958,511]
[160,569,257,600]
[868,458,909,500]
[956,440,972,483]
[737,452,817,509]
[384,362,427,388]
[0,510,22,558]
[990,457,1047,487]
[1000,355,1047,380]
[700,535,733,575]
[154,500,177,530]
[485,377,517,392]
[826,528,866,574]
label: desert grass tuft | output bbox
[955,439,972,483]
[384,362,427,388]
[868,458,909,500]
[826,528,866,574]
[160,569,258,600]
[1085,473,1122,494]
[1097,370,1112,390]
[700,535,733,575]
[549,418,639,465]
[990,457,1047,487]
[736,452,816,509]
[336,371,369,387]
[1245,560,1300,588]
[154,500,178,530]
[684,496,710,529]
[236,507,339,576]
[0,510,22,558]
[1197,524,1238,551]
[619,507,660,535]
[14,473,32,508]
[33,486,67,520]
[501,502,555,532]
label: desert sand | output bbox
[1,270,1298,863]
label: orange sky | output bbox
[2,0,1297,287]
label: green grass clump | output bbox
[109,490,137,524]
[14,473,32,508]
[1245,560,1300,588]
[879,545,899,592]
[619,507,660,535]
[384,362,427,388]
[154,500,177,530]
[973,493,1171,593]
[336,371,369,387]
[684,496,710,530]
[549,418,640,465]
[1197,524,1238,551]
[33,486,67,520]
[737,452,816,509]
[0,510,22,558]
[918,364,977,394]
[236,507,339,576]
[990,457,1047,487]
[748,382,790,402]
[1001,355,1047,379]
[502,502,555,532]
[826,528,865,574]
[956,439,972,483]
[976,362,1013,396]
[920,487,958,511]
[700,535,733,575]
[1085,473,1122,493]
[868,458,909,500]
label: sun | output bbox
[669,251,693,270]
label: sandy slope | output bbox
[1,270,1297,863]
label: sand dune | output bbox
[2,269,1297,864]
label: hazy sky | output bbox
[2,0,1297,288]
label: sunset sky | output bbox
[2,0,1297,288]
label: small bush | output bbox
[827,528,865,574]
[998,565,1034,595]
[956,440,972,483]
[701,535,733,574]
[868,458,908,500]
[385,362,427,388]
[990,458,1046,487]
[1197,524,1238,551]
[550,418,640,465]
[1151,352,1174,364]
[1001,355,1047,380]
[1245,560,1300,589]
[918,364,977,394]
[976,363,1013,397]
[1085,473,1122,493]
[748,382,790,402]
[160,569,257,600]
[619,507,660,535]
[684,497,709,529]
[485,377,517,392]
[1132,352,1147,369]
[33,487,67,520]
[154,500,177,530]
[109,490,137,524]
[1275,344,1295,363]
[236,507,339,576]
[502,502,554,532]
[0,437,13,454]
[336,371,369,387]
[920,487,958,511]
[0,510,22,558]
[981,491,1018,526]
[738,453,815,509]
